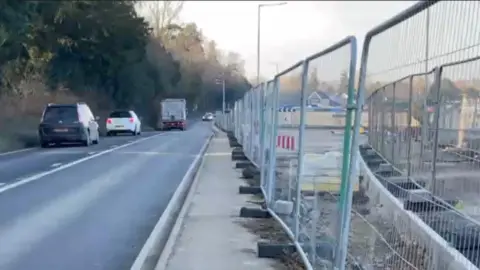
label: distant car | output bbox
[202,113,214,121]
[106,110,141,136]
[38,102,100,148]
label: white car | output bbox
[202,113,214,121]
[106,110,141,136]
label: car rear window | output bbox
[42,106,78,122]
[109,111,131,118]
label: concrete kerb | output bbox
[130,132,214,270]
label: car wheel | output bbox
[92,134,99,144]
[82,130,91,147]
[40,141,49,148]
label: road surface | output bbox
[0,121,212,270]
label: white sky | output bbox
[179,1,418,80]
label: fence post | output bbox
[259,83,266,188]
[406,76,414,180]
[473,97,478,128]
[334,36,358,269]
[267,77,280,206]
[380,88,386,155]
[391,82,396,165]
[430,66,443,197]
[293,60,309,241]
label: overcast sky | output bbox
[180,1,417,81]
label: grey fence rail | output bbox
[216,1,480,269]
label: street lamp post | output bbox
[257,2,287,85]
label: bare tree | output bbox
[222,51,245,76]
[142,1,185,41]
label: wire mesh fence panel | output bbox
[244,91,252,160]
[238,99,243,144]
[295,38,360,269]
[241,98,247,148]
[271,61,304,238]
[234,101,239,141]
[262,81,275,202]
[252,84,263,167]
[356,1,480,270]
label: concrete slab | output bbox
[161,132,278,270]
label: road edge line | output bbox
[130,132,214,270]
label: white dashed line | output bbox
[51,163,62,168]
[0,133,167,194]
[0,148,35,157]
[87,152,95,155]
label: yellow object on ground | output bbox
[300,178,359,194]
[454,200,464,210]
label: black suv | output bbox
[38,103,100,147]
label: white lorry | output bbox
[158,98,187,131]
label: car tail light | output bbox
[129,118,134,123]
[107,118,112,124]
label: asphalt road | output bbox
[0,120,212,270]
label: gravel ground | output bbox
[269,126,480,269]
[272,129,412,269]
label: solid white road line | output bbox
[0,133,166,195]
[0,148,35,157]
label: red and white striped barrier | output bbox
[276,135,295,151]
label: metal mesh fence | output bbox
[217,35,359,269]
[271,61,303,243]
[214,1,480,269]
[297,39,360,269]
[357,1,480,270]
